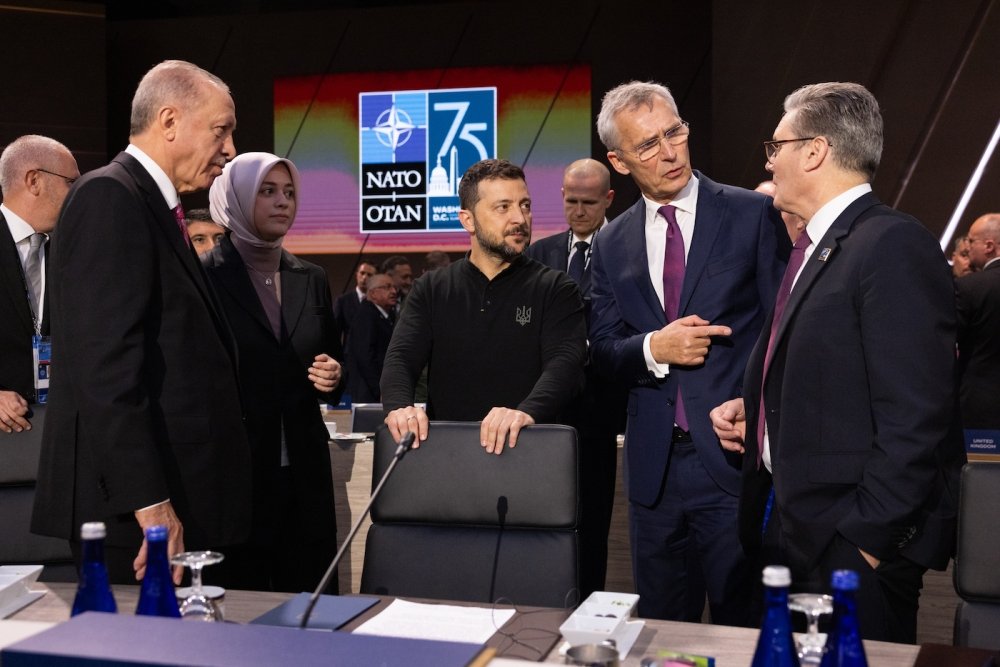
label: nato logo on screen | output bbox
[359,87,496,233]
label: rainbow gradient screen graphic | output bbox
[274,64,591,254]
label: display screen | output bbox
[274,64,591,254]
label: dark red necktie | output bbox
[659,205,688,432]
[756,230,812,467]
[173,204,191,247]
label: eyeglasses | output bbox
[35,167,77,186]
[763,137,831,161]
[369,285,397,292]
[628,121,690,161]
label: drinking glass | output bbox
[787,592,833,665]
[170,551,225,621]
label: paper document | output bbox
[352,599,515,644]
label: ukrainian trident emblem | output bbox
[515,306,532,326]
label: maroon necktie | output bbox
[756,230,811,467]
[173,204,191,247]
[659,205,688,432]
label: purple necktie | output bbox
[173,204,191,247]
[756,229,811,467]
[659,205,688,432]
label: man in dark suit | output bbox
[0,135,78,432]
[333,259,375,344]
[711,82,964,642]
[525,158,622,596]
[589,81,786,624]
[31,60,252,584]
[346,272,397,402]
[956,212,1000,429]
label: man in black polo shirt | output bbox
[381,159,587,453]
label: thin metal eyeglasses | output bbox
[763,137,831,161]
[35,167,77,186]
[629,121,690,161]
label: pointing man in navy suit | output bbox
[589,81,787,624]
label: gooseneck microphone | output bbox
[299,430,416,629]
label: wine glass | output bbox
[787,592,833,665]
[170,551,225,621]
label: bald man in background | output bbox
[0,135,79,433]
[525,158,625,596]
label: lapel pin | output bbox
[817,247,833,262]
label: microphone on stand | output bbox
[299,430,416,630]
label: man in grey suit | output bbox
[32,61,252,585]
[0,135,79,432]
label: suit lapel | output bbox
[0,216,35,334]
[115,153,215,308]
[213,237,275,337]
[621,199,667,326]
[280,251,308,339]
[680,172,725,315]
[772,192,881,348]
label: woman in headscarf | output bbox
[205,152,342,593]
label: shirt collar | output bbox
[125,144,180,210]
[572,219,608,245]
[1,204,40,244]
[642,173,699,224]
[803,183,873,245]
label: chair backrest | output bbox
[953,462,1000,649]
[350,403,384,433]
[360,421,579,607]
[0,405,75,581]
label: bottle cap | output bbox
[761,565,791,587]
[830,569,860,591]
[144,524,169,541]
[79,522,107,540]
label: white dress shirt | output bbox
[2,203,48,329]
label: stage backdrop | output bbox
[274,64,591,255]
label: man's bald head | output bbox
[561,159,614,238]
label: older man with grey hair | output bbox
[711,82,964,642]
[588,81,787,624]
[31,60,252,587]
[0,135,79,432]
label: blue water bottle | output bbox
[819,570,868,667]
[71,521,117,615]
[751,565,801,667]
[134,525,181,618]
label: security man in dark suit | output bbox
[525,158,623,597]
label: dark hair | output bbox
[458,159,525,211]
[184,207,215,224]
[380,255,411,274]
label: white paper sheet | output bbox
[352,599,515,645]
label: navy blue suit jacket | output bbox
[525,229,593,298]
[740,192,964,572]
[590,172,786,505]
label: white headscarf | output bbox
[209,152,302,250]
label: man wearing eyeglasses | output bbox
[0,135,79,434]
[710,82,963,642]
[589,81,787,625]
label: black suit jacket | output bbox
[0,215,42,402]
[333,288,362,341]
[525,229,593,297]
[202,235,342,544]
[31,152,252,549]
[346,299,394,402]
[956,261,1000,428]
[740,192,964,572]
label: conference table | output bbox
[8,583,921,666]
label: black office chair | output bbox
[0,405,75,581]
[953,462,1000,649]
[350,403,384,433]
[360,421,580,608]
